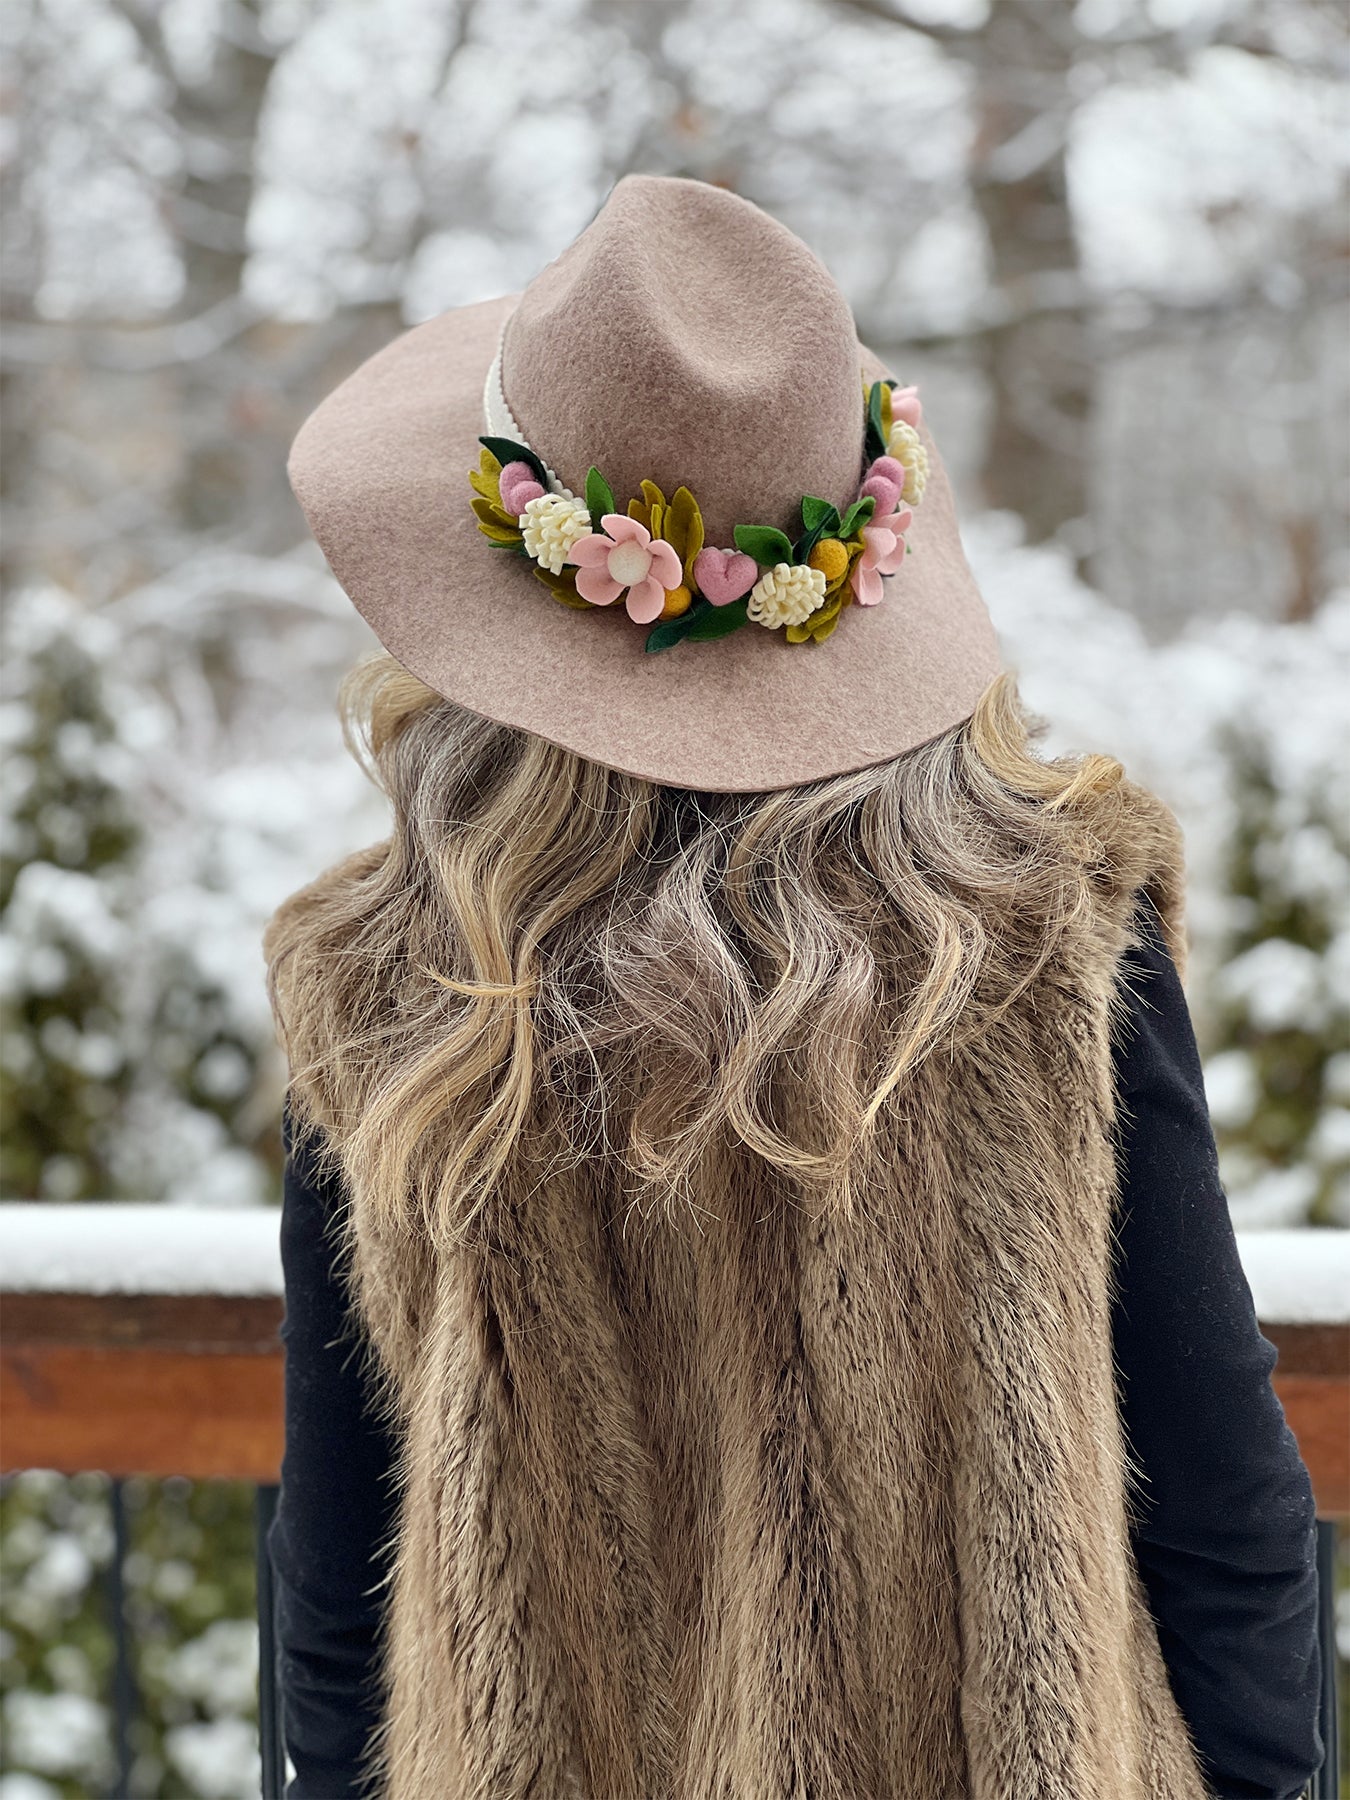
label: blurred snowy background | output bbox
[1,0,1347,1792]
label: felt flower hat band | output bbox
[286,176,1003,793]
[472,333,931,653]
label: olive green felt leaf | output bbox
[787,606,841,644]
[629,479,668,540]
[684,595,751,640]
[469,446,505,505]
[879,378,896,441]
[786,587,847,643]
[471,497,523,542]
[585,466,615,521]
[533,565,592,607]
[665,486,706,585]
[734,524,794,567]
[479,436,549,490]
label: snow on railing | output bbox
[1,1204,1346,1321]
[0,1203,282,1296]
[1238,1229,1350,1325]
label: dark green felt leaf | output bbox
[733,524,794,567]
[685,596,751,640]
[585,466,615,521]
[793,521,827,565]
[864,383,888,465]
[479,436,549,490]
[838,496,876,539]
[800,495,839,534]
[644,608,703,654]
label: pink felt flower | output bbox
[569,515,684,623]
[850,508,913,606]
[890,385,923,430]
[858,455,905,517]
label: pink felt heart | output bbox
[694,547,758,606]
[498,460,546,517]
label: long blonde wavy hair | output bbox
[264,655,1145,1246]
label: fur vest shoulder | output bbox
[320,781,1216,1800]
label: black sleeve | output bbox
[1110,896,1324,1800]
[268,1107,401,1799]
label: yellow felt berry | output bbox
[660,584,692,620]
[808,539,850,585]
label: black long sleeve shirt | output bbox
[269,898,1324,1799]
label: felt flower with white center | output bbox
[569,515,684,623]
[521,494,592,574]
[746,561,828,630]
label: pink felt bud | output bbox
[498,460,546,517]
[890,385,923,429]
[694,546,759,606]
[859,455,904,517]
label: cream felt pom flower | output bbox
[521,493,591,574]
[747,561,828,630]
[885,420,929,506]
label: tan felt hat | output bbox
[288,175,1002,793]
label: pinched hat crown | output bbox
[288,175,1002,792]
[501,177,863,549]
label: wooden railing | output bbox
[2,1207,1347,1797]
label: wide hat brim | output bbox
[288,291,1003,794]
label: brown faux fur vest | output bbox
[321,786,1216,1799]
